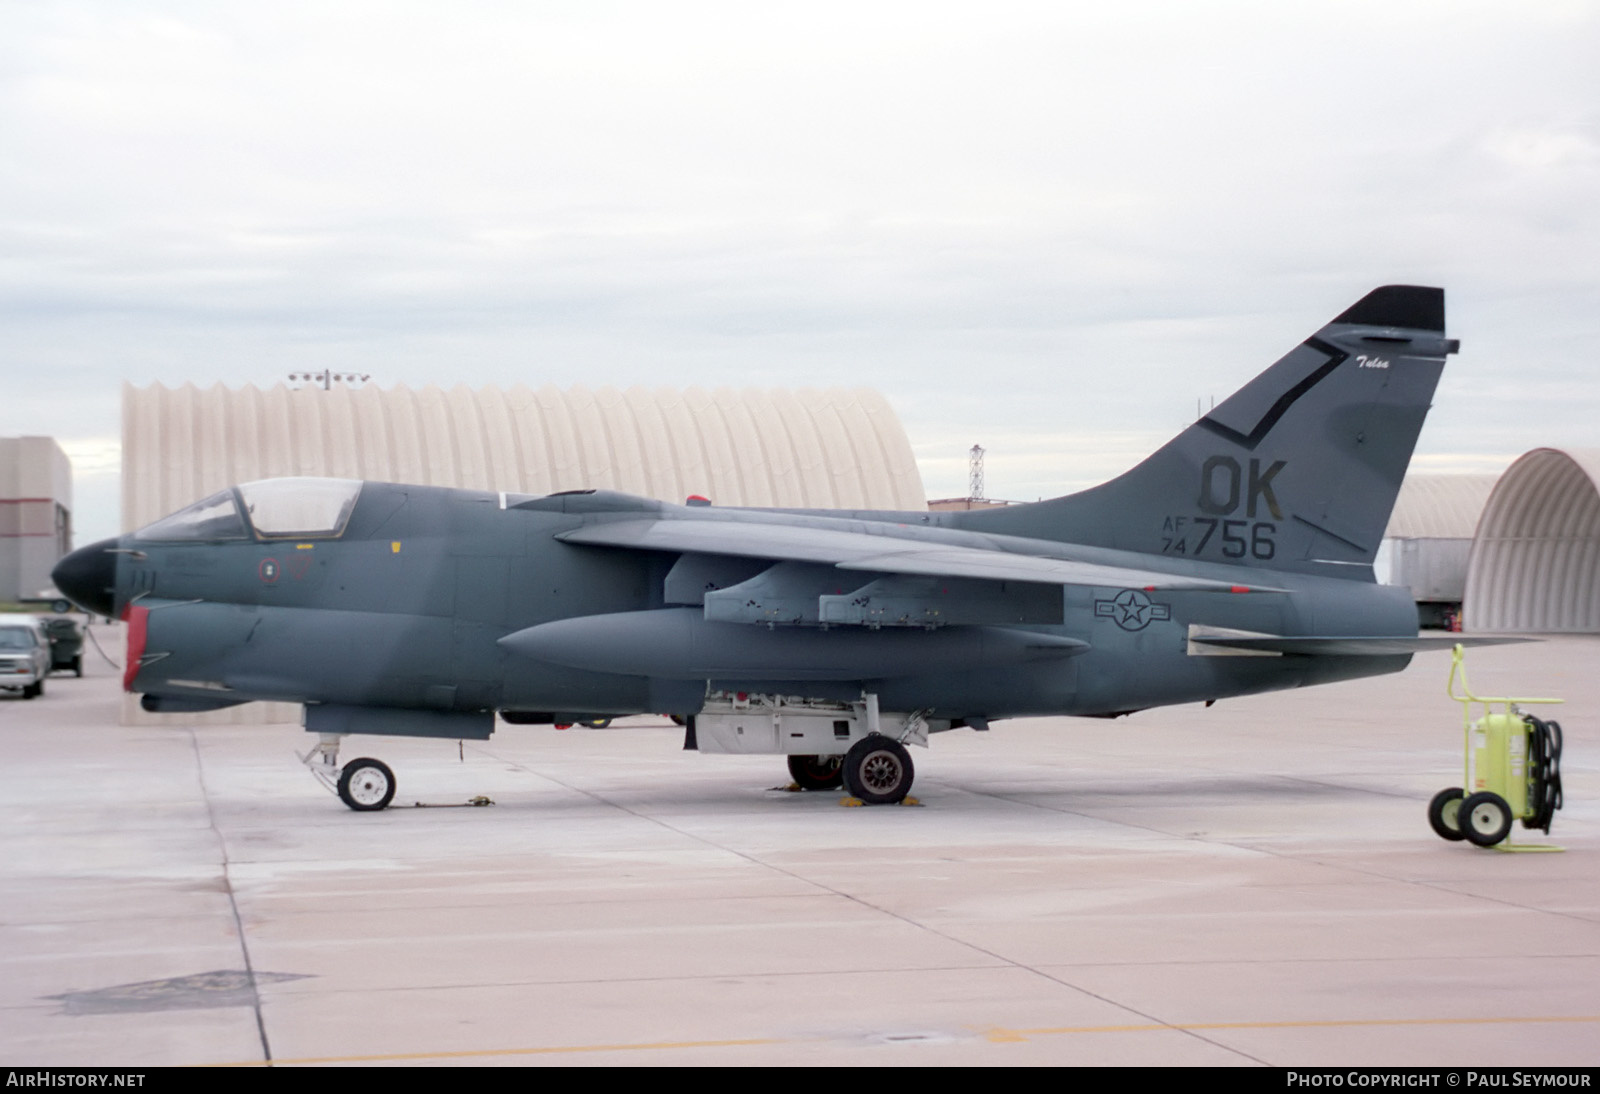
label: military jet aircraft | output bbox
[54,285,1488,811]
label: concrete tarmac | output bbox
[1,626,1597,1067]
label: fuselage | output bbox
[55,478,1418,725]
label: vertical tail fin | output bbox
[961,286,1457,578]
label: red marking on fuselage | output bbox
[123,603,149,692]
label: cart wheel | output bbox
[1460,791,1513,847]
[1427,787,1466,842]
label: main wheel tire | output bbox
[338,758,396,812]
[1427,787,1467,841]
[73,656,83,677]
[1460,790,1513,847]
[842,736,914,805]
[580,718,612,729]
[788,753,845,791]
[23,682,39,700]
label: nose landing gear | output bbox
[299,734,398,811]
[337,757,397,811]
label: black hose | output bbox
[84,624,122,671]
[1522,716,1563,834]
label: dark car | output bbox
[43,617,84,676]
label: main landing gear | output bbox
[724,694,929,805]
[784,736,916,804]
[787,753,844,791]
[840,735,915,805]
[301,734,397,811]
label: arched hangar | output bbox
[1377,474,1498,628]
[122,381,927,533]
[1464,447,1600,633]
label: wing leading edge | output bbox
[555,518,1286,593]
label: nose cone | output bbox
[52,537,121,618]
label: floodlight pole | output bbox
[287,370,372,390]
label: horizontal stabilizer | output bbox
[1189,634,1530,656]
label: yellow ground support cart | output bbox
[1428,645,1564,850]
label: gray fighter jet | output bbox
[55,286,1486,811]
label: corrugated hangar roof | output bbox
[1464,447,1600,633]
[1383,474,1499,539]
[122,381,928,534]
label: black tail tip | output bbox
[1332,285,1444,332]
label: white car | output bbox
[0,616,51,699]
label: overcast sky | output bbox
[3,1,1597,545]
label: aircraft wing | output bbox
[556,519,1282,592]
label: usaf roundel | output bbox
[1094,589,1172,632]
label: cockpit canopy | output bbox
[134,478,363,542]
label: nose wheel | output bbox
[338,758,397,811]
[300,734,397,812]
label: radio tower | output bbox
[968,444,985,502]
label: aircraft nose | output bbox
[52,537,121,618]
